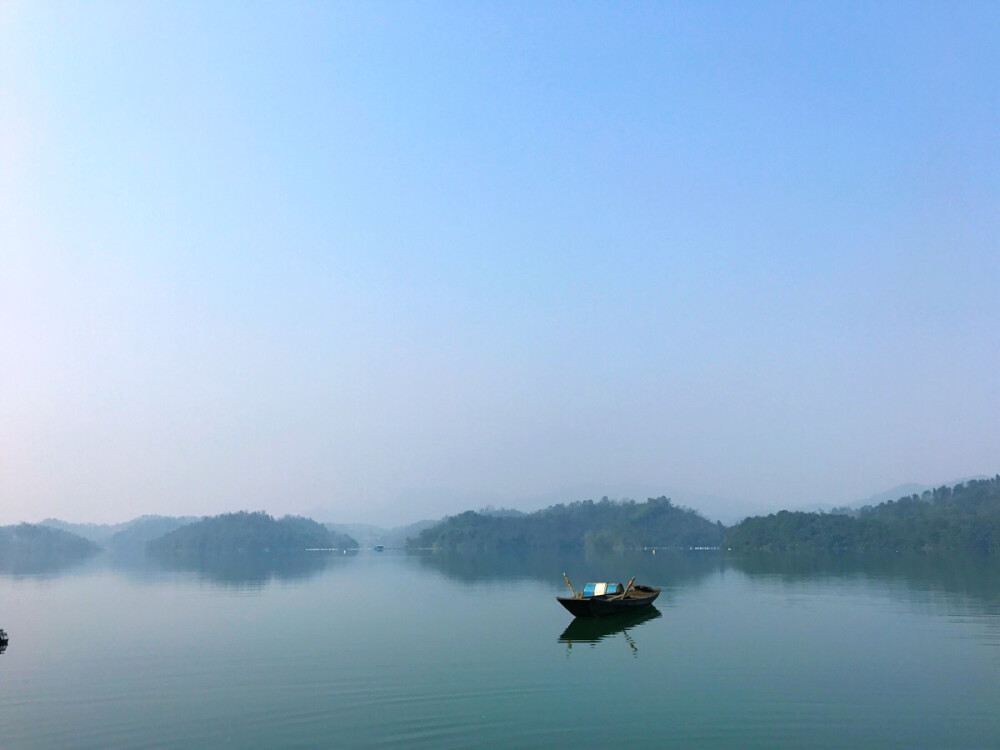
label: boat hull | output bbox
[557,586,660,617]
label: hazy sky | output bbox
[2,1,998,527]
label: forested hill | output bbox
[406,497,723,553]
[726,476,1000,553]
[106,515,201,555]
[0,523,100,572]
[147,512,357,554]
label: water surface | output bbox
[1,550,999,748]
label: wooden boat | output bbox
[557,575,660,617]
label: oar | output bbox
[563,573,578,598]
[616,576,636,600]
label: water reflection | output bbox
[0,553,96,576]
[559,607,662,656]
[145,549,355,587]
[729,552,1000,610]
[727,552,1000,649]
[412,548,723,589]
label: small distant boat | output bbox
[0,629,7,645]
[373,545,384,552]
[557,574,660,617]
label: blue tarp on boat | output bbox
[582,582,623,597]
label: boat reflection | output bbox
[558,607,661,655]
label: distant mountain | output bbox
[791,477,994,517]
[504,484,738,524]
[40,518,130,544]
[0,523,100,573]
[407,496,723,553]
[325,523,382,548]
[857,477,991,508]
[107,515,201,555]
[326,520,437,549]
[375,483,742,528]
[392,519,438,545]
[148,512,357,555]
[853,483,931,509]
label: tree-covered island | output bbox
[147,511,357,555]
[406,496,723,553]
[9,475,1000,564]
[725,476,1000,554]
[0,523,101,573]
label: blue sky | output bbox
[2,1,998,525]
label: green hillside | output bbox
[0,523,100,572]
[406,496,723,553]
[147,511,357,554]
[725,476,1000,553]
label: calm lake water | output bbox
[2,549,1000,748]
